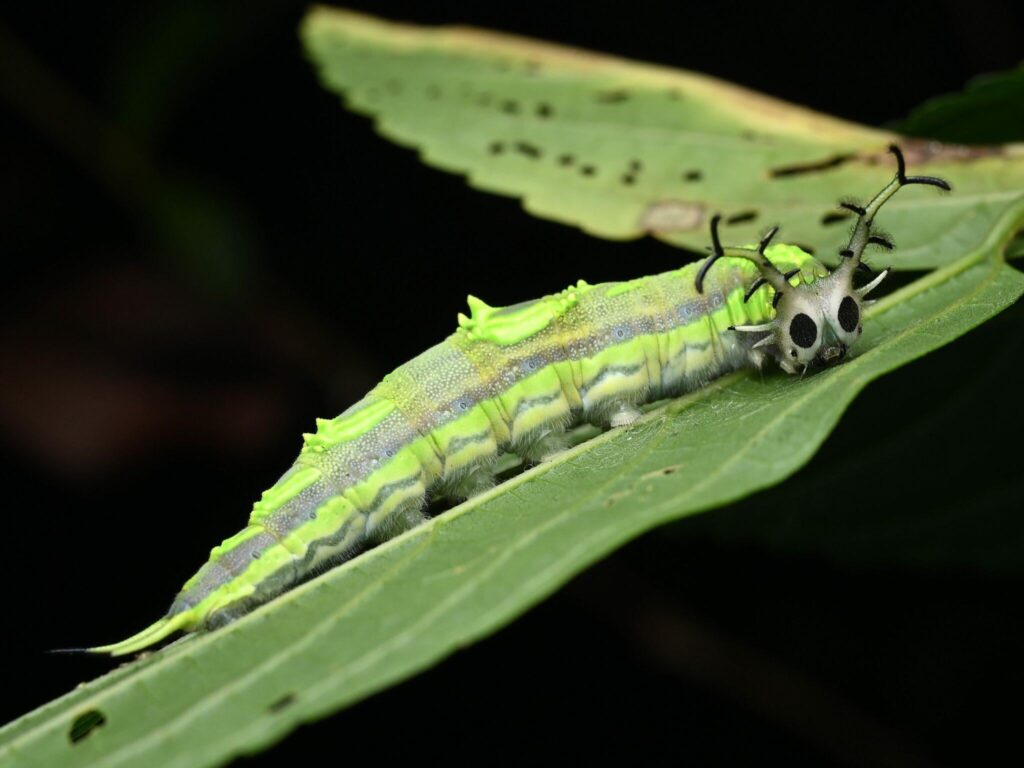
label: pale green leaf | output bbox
[301,7,1024,270]
[1,178,1021,768]
[4,9,1023,767]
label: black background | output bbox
[2,1,1023,765]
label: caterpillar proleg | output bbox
[86,146,948,656]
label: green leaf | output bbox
[301,7,1024,270]
[891,64,1024,145]
[682,305,1024,574]
[5,9,1023,767]
[2,171,1021,768]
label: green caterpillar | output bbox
[89,146,948,656]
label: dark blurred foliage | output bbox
[1,1,1023,766]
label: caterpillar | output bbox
[86,145,948,656]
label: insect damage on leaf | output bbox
[639,200,706,233]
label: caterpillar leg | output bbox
[586,397,643,429]
[363,471,429,543]
[437,461,497,500]
[608,401,642,428]
[518,426,570,463]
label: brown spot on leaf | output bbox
[874,139,1006,166]
[595,89,630,104]
[515,142,542,159]
[69,710,106,744]
[602,490,632,508]
[773,140,1004,180]
[770,153,855,178]
[642,464,683,480]
[268,693,296,713]
[640,200,706,234]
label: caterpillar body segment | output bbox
[89,148,949,657]
[91,247,823,656]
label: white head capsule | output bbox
[695,145,950,375]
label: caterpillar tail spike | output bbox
[84,149,949,657]
[73,614,194,657]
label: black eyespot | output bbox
[789,313,818,349]
[838,296,860,333]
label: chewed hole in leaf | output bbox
[267,693,297,713]
[69,709,106,744]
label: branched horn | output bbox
[695,215,791,295]
[837,145,950,272]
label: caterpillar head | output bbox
[695,145,950,375]
[764,264,889,373]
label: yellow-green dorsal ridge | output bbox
[456,279,593,345]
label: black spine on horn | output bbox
[758,225,780,253]
[890,144,951,190]
[743,277,766,303]
[695,213,725,294]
